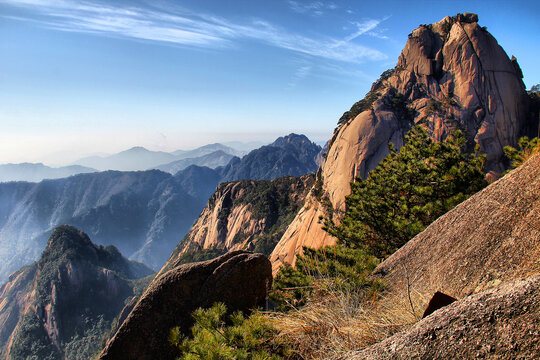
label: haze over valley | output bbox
[0,1,538,359]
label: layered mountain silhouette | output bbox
[0,226,153,359]
[73,143,244,172]
[0,163,96,183]
[0,134,320,283]
[154,150,235,174]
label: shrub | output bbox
[170,303,292,360]
[504,136,540,169]
[270,245,384,311]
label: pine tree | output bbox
[325,126,487,258]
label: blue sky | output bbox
[0,0,538,165]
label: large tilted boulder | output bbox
[338,275,540,359]
[98,251,272,360]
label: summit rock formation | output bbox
[269,13,537,273]
[0,226,153,359]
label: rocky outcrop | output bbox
[373,151,539,300]
[339,275,540,359]
[98,251,272,360]
[270,13,536,274]
[158,174,314,277]
[0,226,153,359]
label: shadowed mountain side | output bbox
[218,134,321,182]
[0,226,153,360]
[0,170,209,282]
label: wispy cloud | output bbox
[287,1,337,17]
[288,65,312,87]
[0,0,387,62]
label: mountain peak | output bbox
[123,146,150,153]
[44,225,94,254]
[271,133,311,147]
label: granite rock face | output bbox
[372,152,540,300]
[270,13,536,273]
[99,251,272,360]
[158,175,314,278]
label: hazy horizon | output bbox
[1,0,538,166]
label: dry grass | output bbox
[265,279,429,359]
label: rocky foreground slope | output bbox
[0,226,153,360]
[332,151,539,359]
[270,13,537,273]
[339,275,539,359]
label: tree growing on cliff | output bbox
[504,136,540,170]
[325,126,487,258]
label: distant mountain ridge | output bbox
[0,163,96,182]
[73,143,244,172]
[154,150,235,175]
[0,133,320,284]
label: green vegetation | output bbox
[324,126,486,257]
[337,69,395,126]
[504,136,540,169]
[170,303,291,360]
[174,248,226,266]
[270,245,383,311]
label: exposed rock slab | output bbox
[98,251,272,360]
[373,152,540,299]
[338,275,540,359]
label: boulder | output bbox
[98,251,272,360]
[338,275,540,359]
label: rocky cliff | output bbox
[270,13,537,274]
[158,174,314,277]
[0,226,153,360]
